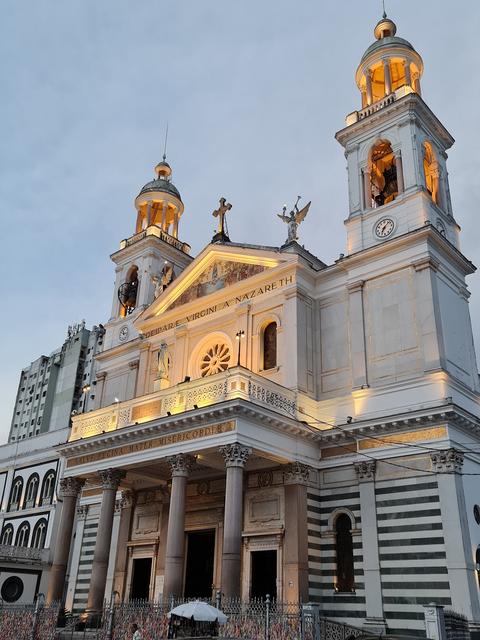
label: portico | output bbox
[46,376,317,611]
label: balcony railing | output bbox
[0,544,49,563]
[70,368,298,441]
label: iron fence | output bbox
[0,602,59,640]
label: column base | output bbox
[363,617,387,635]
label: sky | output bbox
[1,1,480,442]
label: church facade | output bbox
[44,14,480,638]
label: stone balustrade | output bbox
[70,368,297,441]
[0,544,49,563]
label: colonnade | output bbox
[46,444,310,611]
[361,58,421,108]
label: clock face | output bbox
[119,325,129,342]
[374,218,395,238]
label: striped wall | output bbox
[307,485,366,625]
[376,477,449,636]
[307,473,448,637]
[72,514,99,614]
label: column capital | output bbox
[354,460,377,482]
[431,448,464,473]
[96,371,107,382]
[120,489,135,509]
[129,359,139,370]
[283,462,311,485]
[167,453,195,477]
[219,443,251,468]
[99,468,126,490]
[76,504,89,520]
[59,477,85,498]
[413,257,439,273]
[347,280,365,294]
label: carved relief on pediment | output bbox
[170,261,266,310]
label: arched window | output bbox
[423,141,440,206]
[24,474,39,509]
[263,322,277,370]
[118,266,138,317]
[40,470,56,506]
[369,141,398,208]
[31,519,48,549]
[8,478,23,511]
[335,513,354,592]
[15,521,30,547]
[0,524,14,546]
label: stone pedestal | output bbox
[220,443,251,599]
[46,477,85,605]
[163,454,195,600]
[85,469,125,616]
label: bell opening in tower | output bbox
[184,529,216,598]
[118,265,138,317]
[369,140,398,208]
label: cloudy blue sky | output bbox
[1,1,479,441]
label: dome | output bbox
[361,35,415,64]
[137,178,182,201]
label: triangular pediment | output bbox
[138,243,291,324]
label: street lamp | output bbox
[235,330,245,366]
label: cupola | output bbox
[134,157,185,239]
[355,14,424,108]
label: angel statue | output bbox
[277,196,311,244]
[151,274,163,299]
[157,342,170,381]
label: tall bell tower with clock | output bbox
[336,14,460,255]
[103,158,193,350]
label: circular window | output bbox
[1,576,24,603]
[474,505,480,525]
[200,343,231,377]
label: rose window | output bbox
[200,343,231,377]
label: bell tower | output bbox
[336,14,460,254]
[103,158,193,350]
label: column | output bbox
[403,59,412,88]
[383,59,392,95]
[354,462,385,634]
[363,167,372,210]
[163,454,195,600]
[172,211,179,238]
[395,152,405,193]
[135,210,143,234]
[220,443,251,599]
[413,258,444,372]
[146,202,152,227]
[413,72,421,96]
[431,449,480,622]
[65,505,89,611]
[365,69,373,105]
[113,491,135,599]
[161,202,167,232]
[136,342,151,396]
[46,477,85,605]
[283,463,311,602]
[94,371,107,410]
[85,469,126,616]
[126,360,139,399]
[347,281,368,389]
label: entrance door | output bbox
[184,529,215,598]
[130,558,152,600]
[250,550,277,600]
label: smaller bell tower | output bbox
[336,14,460,254]
[103,158,193,350]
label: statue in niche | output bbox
[157,342,170,380]
[151,263,175,299]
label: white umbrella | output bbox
[168,601,228,625]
